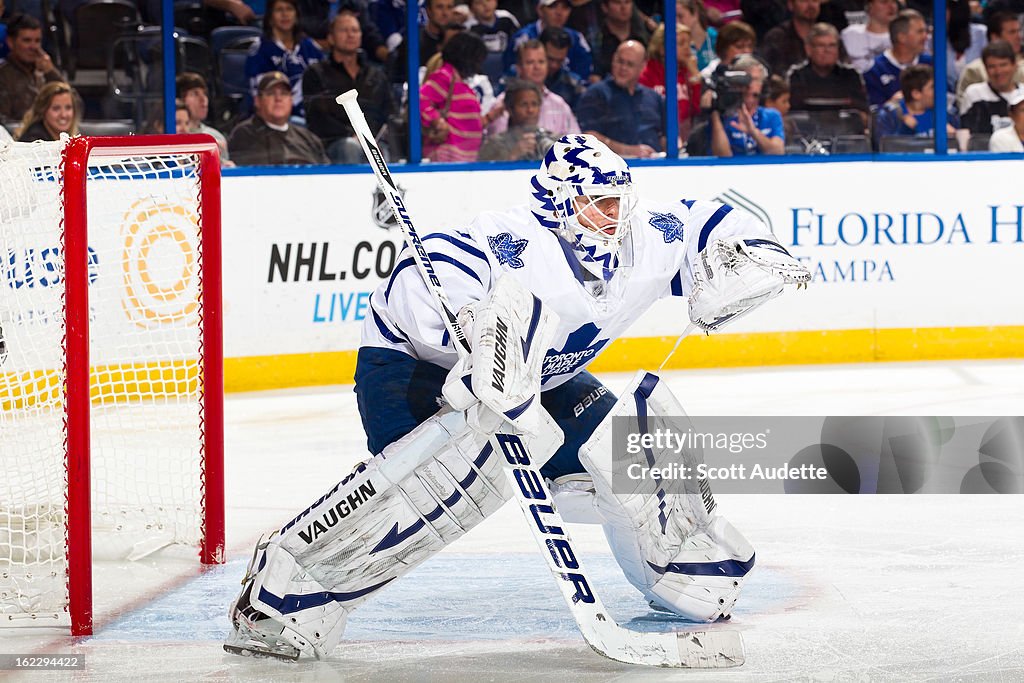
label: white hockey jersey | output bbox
[361,197,773,389]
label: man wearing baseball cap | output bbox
[228,71,329,166]
[506,0,593,80]
[989,88,1024,152]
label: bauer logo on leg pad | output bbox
[495,432,596,604]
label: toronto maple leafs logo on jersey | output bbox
[487,233,528,269]
[541,323,609,384]
[648,211,685,243]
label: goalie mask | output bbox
[530,135,638,283]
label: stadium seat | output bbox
[967,133,992,151]
[481,52,506,91]
[210,26,261,55]
[832,134,871,154]
[78,119,136,136]
[69,0,141,78]
[879,136,956,153]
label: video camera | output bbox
[708,65,753,118]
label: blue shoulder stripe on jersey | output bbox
[384,256,417,302]
[670,271,684,297]
[647,554,756,578]
[384,252,484,304]
[422,232,489,264]
[681,199,696,209]
[429,252,484,285]
[370,303,409,344]
[697,204,734,252]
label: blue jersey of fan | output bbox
[361,198,772,389]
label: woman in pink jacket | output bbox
[420,33,489,162]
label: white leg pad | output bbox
[578,371,755,622]
[236,407,563,658]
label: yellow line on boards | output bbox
[221,326,1024,392]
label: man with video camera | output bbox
[708,55,785,157]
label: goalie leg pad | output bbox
[578,371,755,622]
[228,408,563,659]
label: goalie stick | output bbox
[335,90,745,668]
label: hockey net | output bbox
[0,136,224,635]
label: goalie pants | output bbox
[354,347,616,480]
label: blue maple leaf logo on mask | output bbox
[487,232,528,269]
[649,211,685,243]
[541,323,608,385]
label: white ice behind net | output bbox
[1,139,206,626]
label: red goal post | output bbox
[0,135,225,636]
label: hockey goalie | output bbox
[225,134,810,660]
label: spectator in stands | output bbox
[246,0,325,117]
[956,11,1024,113]
[176,73,231,162]
[540,26,587,108]
[14,81,79,142]
[466,0,521,55]
[761,0,825,77]
[303,11,394,163]
[679,0,718,71]
[960,40,1024,136]
[841,0,898,73]
[788,23,868,114]
[175,99,191,135]
[0,14,63,122]
[704,0,741,27]
[508,0,593,80]
[875,64,956,138]
[483,39,580,136]
[639,22,703,141]
[420,32,488,161]
[764,72,800,139]
[370,0,406,70]
[230,71,329,165]
[710,53,784,155]
[741,0,787,42]
[988,88,1024,151]
[864,9,931,109]
[699,19,755,78]
[592,0,651,78]
[479,79,559,159]
[945,0,988,94]
[576,40,665,157]
[389,0,455,82]
[296,0,388,63]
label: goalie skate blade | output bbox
[223,626,301,662]
[586,629,745,668]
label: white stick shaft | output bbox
[336,89,470,357]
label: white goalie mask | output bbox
[529,135,638,283]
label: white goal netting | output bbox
[0,138,214,627]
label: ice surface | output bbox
[2,360,1023,682]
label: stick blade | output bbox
[584,627,745,668]
[675,629,745,668]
